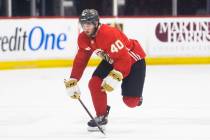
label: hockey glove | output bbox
[102,69,123,92]
[64,78,81,99]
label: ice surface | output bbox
[0,65,210,140]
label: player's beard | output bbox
[84,26,98,38]
[84,30,93,37]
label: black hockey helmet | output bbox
[79,9,99,25]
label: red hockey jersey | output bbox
[70,24,146,80]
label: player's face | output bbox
[81,23,95,37]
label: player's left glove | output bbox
[102,69,123,92]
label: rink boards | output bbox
[0,17,210,69]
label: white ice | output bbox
[0,65,210,140]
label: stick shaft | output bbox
[78,98,105,135]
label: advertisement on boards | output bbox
[0,18,79,61]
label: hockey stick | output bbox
[78,98,106,135]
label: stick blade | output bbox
[87,125,106,135]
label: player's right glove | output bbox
[102,69,123,92]
[64,78,81,99]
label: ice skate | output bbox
[87,106,110,132]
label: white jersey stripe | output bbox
[129,51,141,61]
[128,51,138,61]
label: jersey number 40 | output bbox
[111,40,124,53]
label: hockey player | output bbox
[64,9,146,131]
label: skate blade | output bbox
[87,125,105,132]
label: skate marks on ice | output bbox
[0,66,210,140]
[0,106,50,126]
[0,106,107,140]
